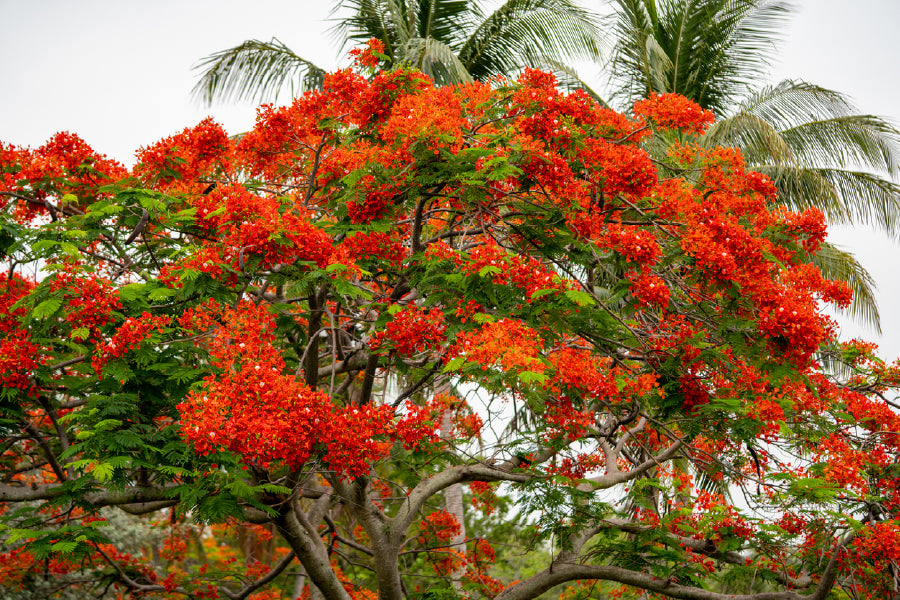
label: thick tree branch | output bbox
[496,529,855,600]
[0,482,175,505]
[276,502,352,600]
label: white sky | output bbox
[2,0,899,357]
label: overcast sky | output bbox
[2,0,899,357]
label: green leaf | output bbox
[147,287,176,301]
[90,462,114,483]
[478,265,502,278]
[30,239,58,252]
[94,419,122,431]
[119,282,148,302]
[32,298,62,319]
[51,541,80,554]
[60,242,80,257]
[518,371,548,385]
[530,288,557,300]
[442,356,465,373]
[564,290,596,306]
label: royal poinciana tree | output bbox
[2,42,900,600]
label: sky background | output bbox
[2,0,899,356]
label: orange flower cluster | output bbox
[448,319,545,375]
[369,305,447,357]
[633,92,715,135]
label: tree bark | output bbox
[441,407,467,592]
[276,504,352,600]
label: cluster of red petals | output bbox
[513,68,646,142]
[49,268,122,342]
[418,510,461,544]
[177,303,333,471]
[0,274,35,333]
[178,302,441,476]
[547,348,619,402]
[595,223,661,266]
[680,374,710,413]
[192,184,333,269]
[159,245,233,287]
[469,481,497,515]
[134,118,231,191]
[842,521,900,598]
[579,138,657,198]
[434,241,570,299]
[629,271,671,307]
[91,312,171,376]
[1,133,125,221]
[370,305,447,358]
[348,38,385,69]
[782,206,828,252]
[0,275,41,394]
[0,330,41,393]
[542,398,594,442]
[340,231,406,267]
[394,398,443,450]
[448,319,545,374]
[382,85,467,154]
[633,93,715,135]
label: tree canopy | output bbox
[2,44,900,600]
[192,0,602,104]
[607,0,900,330]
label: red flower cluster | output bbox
[629,271,671,307]
[192,184,333,270]
[91,312,171,376]
[348,38,385,69]
[134,118,230,191]
[369,305,447,357]
[448,318,545,375]
[633,93,715,135]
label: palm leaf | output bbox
[458,0,603,82]
[807,240,881,333]
[332,0,407,59]
[533,57,609,106]
[757,164,900,235]
[414,0,474,46]
[192,38,327,105]
[729,81,900,175]
[610,0,792,115]
[403,36,473,84]
[703,110,794,166]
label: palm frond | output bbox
[807,240,881,333]
[331,0,406,58]
[758,164,900,234]
[533,57,609,106]
[609,0,792,115]
[690,0,792,111]
[458,0,603,81]
[703,109,794,166]
[415,0,474,46]
[732,80,900,175]
[403,37,473,85]
[779,115,900,177]
[192,38,326,105]
[806,168,900,233]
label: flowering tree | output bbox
[2,42,900,600]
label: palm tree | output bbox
[192,0,603,105]
[607,0,900,330]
